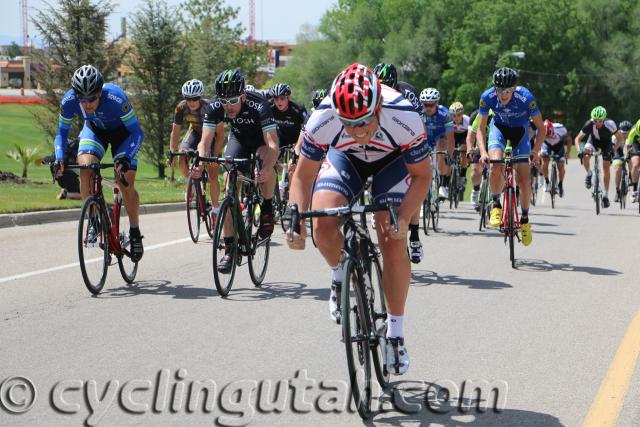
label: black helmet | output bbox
[214,69,245,97]
[372,63,398,88]
[619,120,633,132]
[492,67,518,88]
[270,83,291,97]
[311,88,328,108]
[71,65,104,97]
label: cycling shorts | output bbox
[77,123,139,169]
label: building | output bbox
[0,57,34,89]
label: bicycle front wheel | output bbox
[422,199,429,236]
[341,258,372,420]
[78,196,109,294]
[366,254,389,389]
[212,198,237,297]
[248,201,270,286]
[186,177,201,243]
[620,173,627,210]
[550,164,557,209]
[116,201,138,283]
[594,171,601,215]
[507,191,516,269]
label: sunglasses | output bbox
[495,86,515,95]
[339,113,377,128]
[423,103,437,108]
[78,95,99,103]
[185,97,201,102]
[219,96,242,106]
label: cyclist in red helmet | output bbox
[285,63,430,375]
[539,119,571,197]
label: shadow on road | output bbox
[366,380,563,426]
[102,279,217,299]
[516,259,622,276]
[223,281,329,302]
[411,270,512,290]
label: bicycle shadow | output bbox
[438,229,497,238]
[411,270,512,290]
[222,281,329,302]
[515,259,622,276]
[102,279,217,299]
[531,229,575,236]
[532,212,572,218]
[366,380,562,426]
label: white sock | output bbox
[587,171,593,176]
[331,264,343,284]
[604,191,608,198]
[387,314,404,338]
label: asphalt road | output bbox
[1,163,640,427]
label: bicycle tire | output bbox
[212,198,237,297]
[422,199,429,236]
[367,254,390,389]
[620,171,627,210]
[449,172,457,210]
[341,257,372,420]
[186,177,200,243]
[594,166,601,215]
[248,201,270,286]
[550,163,557,209]
[530,169,537,206]
[478,175,489,231]
[116,200,138,283]
[508,190,516,269]
[78,196,109,295]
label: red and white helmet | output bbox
[330,63,382,123]
[544,119,554,138]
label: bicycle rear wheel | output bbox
[248,200,270,286]
[449,172,457,210]
[78,196,109,294]
[478,175,489,231]
[341,258,372,420]
[550,164,557,209]
[530,169,537,206]
[620,172,627,210]
[186,177,200,243]
[422,199,429,235]
[431,200,440,232]
[201,179,214,238]
[212,198,237,296]
[366,254,389,389]
[116,200,138,283]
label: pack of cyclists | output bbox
[55,62,640,380]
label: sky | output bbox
[1,0,337,46]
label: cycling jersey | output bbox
[625,119,640,145]
[544,123,568,146]
[478,86,540,127]
[581,119,617,142]
[452,114,470,145]
[54,83,143,162]
[395,81,423,117]
[271,100,308,147]
[173,98,212,135]
[424,105,454,146]
[203,91,277,149]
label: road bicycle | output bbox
[448,148,466,209]
[617,157,629,210]
[67,163,138,294]
[169,150,214,243]
[286,200,394,420]
[548,154,562,209]
[196,155,270,296]
[422,150,445,234]
[272,145,298,232]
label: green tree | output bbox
[30,0,120,142]
[126,0,189,178]
[6,42,23,59]
[5,144,40,178]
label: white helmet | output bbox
[181,79,205,98]
[245,84,256,92]
[420,87,440,103]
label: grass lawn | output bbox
[0,104,185,213]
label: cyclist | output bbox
[421,87,454,200]
[373,62,424,263]
[286,63,430,375]
[540,119,571,197]
[194,69,279,273]
[612,121,631,202]
[450,101,470,192]
[270,83,308,199]
[574,106,624,208]
[475,67,545,246]
[168,79,222,209]
[624,119,640,202]
[54,64,145,260]
[466,109,494,209]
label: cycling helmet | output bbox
[449,101,464,114]
[245,84,256,92]
[619,120,632,132]
[372,63,398,89]
[590,106,607,120]
[214,69,245,97]
[181,79,205,98]
[270,83,291,97]
[71,65,104,97]
[420,87,440,103]
[312,88,328,108]
[330,63,382,121]
[492,67,518,88]
[544,119,554,138]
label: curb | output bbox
[0,202,184,228]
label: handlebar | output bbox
[65,163,129,186]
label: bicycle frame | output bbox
[500,147,520,234]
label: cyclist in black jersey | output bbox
[193,69,280,273]
[270,82,308,199]
[168,79,223,206]
[373,62,425,263]
[574,106,625,208]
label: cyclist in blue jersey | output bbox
[476,67,545,246]
[54,65,145,260]
[373,63,425,263]
[421,87,454,199]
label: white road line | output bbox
[0,237,192,284]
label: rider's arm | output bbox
[54,91,77,161]
[531,113,545,153]
[288,155,322,214]
[169,124,181,153]
[261,129,280,170]
[198,103,219,157]
[119,101,144,163]
[614,131,624,151]
[198,126,215,158]
[574,130,586,153]
[476,114,489,157]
